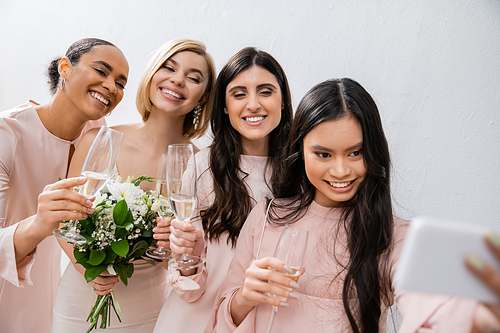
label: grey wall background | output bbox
[1,0,499,329]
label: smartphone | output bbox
[394,216,500,303]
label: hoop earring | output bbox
[61,78,66,90]
[193,103,202,130]
[105,110,112,117]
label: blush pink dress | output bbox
[0,101,104,333]
[208,200,479,332]
[153,148,272,333]
[0,223,36,287]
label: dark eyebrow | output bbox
[228,83,278,93]
[257,83,278,90]
[228,85,247,93]
[167,58,204,78]
[94,60,113,71]
[311,142,362,152]
[93,60,128,82]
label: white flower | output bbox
[139,205,148,216]
[106,181,143,207]
[151,200,160,212]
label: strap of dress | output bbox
[256,199,273,259]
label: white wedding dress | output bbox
[52,260,169,332]
[52,170,170,332]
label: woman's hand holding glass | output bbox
[168,218,204,275]
[54,127,124,244]
[35,177,95,237]
[230,257,301,326]
[153,216,174,250]
[14,177,94,263]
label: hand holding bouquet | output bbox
[65,175,172,332]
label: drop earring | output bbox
[193,103,202,130]
[61,77,66,90]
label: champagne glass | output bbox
[53,126,124,244]
[146,153,173,260]
[167,144,203,270]
[266,225,309,333]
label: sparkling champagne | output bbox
[80,171,109,197]
[156,181,171,218]
[170,193,196,221]
[272,267,301,282]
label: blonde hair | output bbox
[136,39,216,139]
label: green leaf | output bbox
[115,222,133,229]
[85,265,107,283]
[126,263,134,278]
[124,211,134,225]
[74,249,90,265]
[141,258,156,266]
[101,248,118,266]
[79,219,95,235]
[80,232,94,243]
[113,200,128,225]
[126,240,149,260]
[115,228,128,239]
[142,229,152,238]
[88,249,106,266]
[113,263,128,286]
[111,239,129,257]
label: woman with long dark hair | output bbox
[210,78,484,333]
[153,47,293,332]
[209,78,406,332]
[0,38,129,333]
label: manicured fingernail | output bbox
[467,254,484,271]
[87,207,94,213]
[153,228,158,232]
[86,200,93,206]
[279,302,289,307]
[283,265,293,274]
[290,281,299,289]
[79,177,87,182]
[289,292,300,299]
[487,232,500,248]
[82,214,88,219]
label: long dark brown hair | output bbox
[201,47,293,248]
[269,78,393,332]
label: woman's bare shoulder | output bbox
[111,122,142,134]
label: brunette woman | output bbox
[153,47,293,332]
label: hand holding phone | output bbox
[394,216,500,303]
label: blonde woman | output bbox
[52,39,216,332]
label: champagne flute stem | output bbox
[155,246,169,255]
[266,305,278,333]
[180,254,190,262]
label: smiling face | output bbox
[303,115,367,207]
[62,45,129,120]
[224,65,282,156]
[149,51,209,117]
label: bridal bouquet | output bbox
[68,175,171,332]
